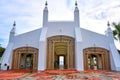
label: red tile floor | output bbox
[0,69,32,79]
[0,70,120,80]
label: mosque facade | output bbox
[1,2,120,71]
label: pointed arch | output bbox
[46,35,75,69]
[12,47,38,70]
[83,47,111,70]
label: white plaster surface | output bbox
[1,5,120,71]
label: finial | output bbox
[13,21,16,27]
[107,21,110,27]
[45,1,48,7]
[11,21,16,34]
[75,1,78,7]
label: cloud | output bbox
[0,0,43,47]
[79,0,120,21]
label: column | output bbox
[101,54,105,70]
[13,52,16,69]
[35,51,38,70]
[47,41,49,69]
[33,53,35,70]
[67,41,69,69]
[52,41,55,69]
[103,54,106,69]
[14,51,18,69]
[34,53,37,70]
[47,41,53,69]
[17,52,21,69]
[107,51,110,70]
[90,55,94,70]
[36,51,38,70]
[87,53,90,70]
[85,53,88,70]
[69,41,74,69]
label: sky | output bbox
[0,0,120,48]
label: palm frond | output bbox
[112,30,117,36]
[112,22,120,41]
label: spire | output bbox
[45,1,48,7]
[9,21,16,42]
[10,21,16,34]
[74,1,79,27]
[106,21,112,35]
[44,1,48,10]
[106,21,114,43]
[75,1,78,7]
[107,21,111,30]
[107,21,110,27]
[75,1,78,10]
[43,1,48,27]
[13,21,16,27]
[107,21,112,31]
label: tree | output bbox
[112,22,120,42]
[0,47,5,57]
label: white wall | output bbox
[1,43,14,70]
[38,27,47,70]
[13,29,41,49]
[47,21,75,38]
[109,43,120,71]
[2,19,120,71]
[81,28,110,50]
[75,42,84,70]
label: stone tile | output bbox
[0,70,120,80]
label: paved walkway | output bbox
[0,70,120,80]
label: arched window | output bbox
[83,47,110,70]
[12,47,38,70]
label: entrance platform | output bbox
[0,69,120,79]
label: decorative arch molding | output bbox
[47,35,75,40]
[47,35,75,41]
[13,46,38,50]
[12,46,38,70]
[47,35,75,69]
[83,47,111,70]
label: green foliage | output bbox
[113,30,117,40]
[112,22,120,42]
[0,47,5,57]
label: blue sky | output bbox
[0,0,120,48]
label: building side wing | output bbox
[14,29,41,49]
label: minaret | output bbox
[43,1,48,27]
[74,1,80,27]
[106,21,114,42]
[9,21,16,43]
[106,21,112,35]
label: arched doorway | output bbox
[47,35,75,69]
[12,47,38,70]
[83,47,111,70]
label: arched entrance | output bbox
[83,47,111,70]
[12,47,38,70]
[47,35,75,69]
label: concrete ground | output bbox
[0,70,120,80]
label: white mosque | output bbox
[1,1,120,71]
